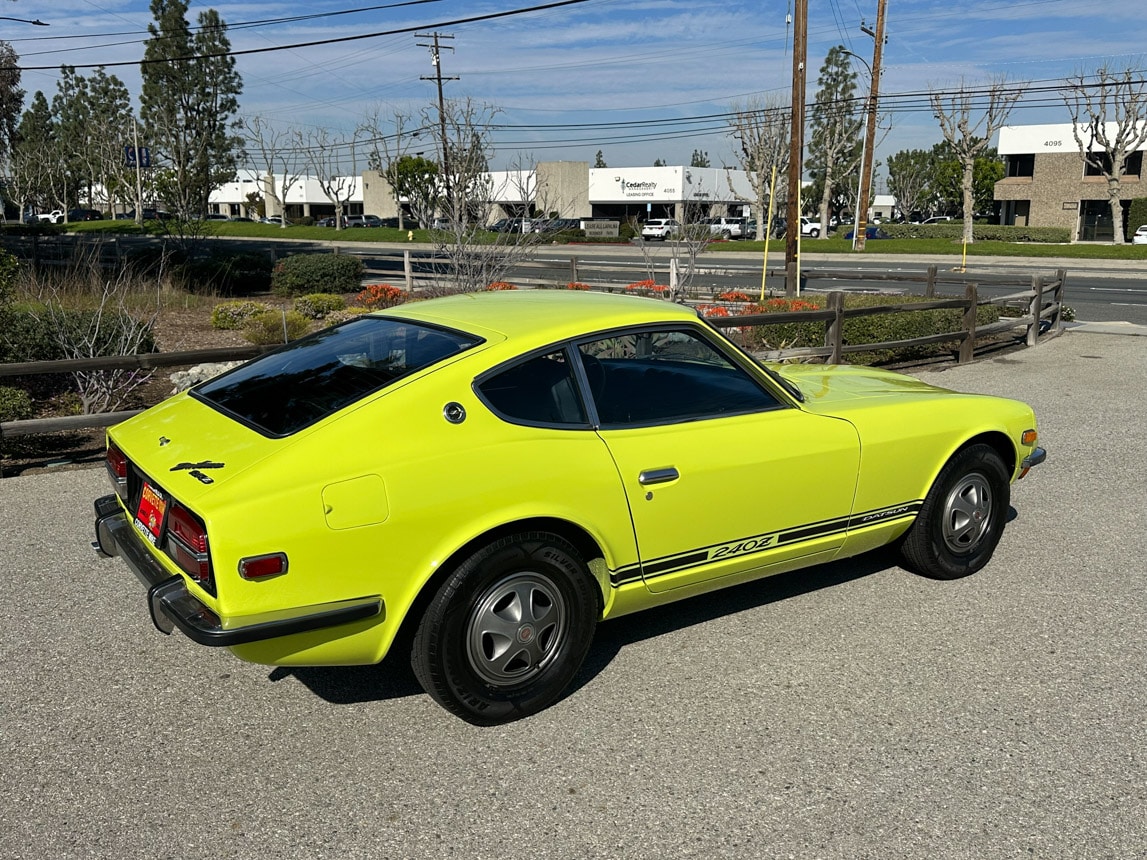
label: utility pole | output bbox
[853,0,887,252]
[785,0,807,293]
[416,32,458,204]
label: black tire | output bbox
[411,532,598,725]
[899,443,1010,580]
[809,227,820,238]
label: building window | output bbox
[1083,150,1143,178]
[1006,154,1034,177]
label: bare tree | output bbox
[297,127,360,229]
[726,96,790,240]
[361,106,426,229]
[1063,66,1147,244]
[422,98,552,292]
[930,77,1024,243]
[243,115,304,227]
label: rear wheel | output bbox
[899,444,1010,579]
[411,532,598,725]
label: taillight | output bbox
[165,503,214,594]
[106,444,128,498]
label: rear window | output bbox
[192,316,483,437]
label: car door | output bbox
[576,327,860,593]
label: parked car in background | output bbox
[29,209,66,224]
[68,208,105,222]
[93,291,1046,725]
[260,215,285,225]
[346,214,383,228]
[203,213,230,222]
[534,218,581,234]
[844,226,890,240]
[701,217,745,239]
[1131,225,1147,245]
[641,218,680,240]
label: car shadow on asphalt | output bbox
[569,548,900,698]
[279,547,904,708]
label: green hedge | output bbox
[878,223,1071,243]
[271,253,364,296]
[1127,198,1147,241]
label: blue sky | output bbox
[5,0,1144,186]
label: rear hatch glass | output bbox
[192,316,482,437]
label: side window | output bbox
[577,329,780,426]
[477,350,587,427]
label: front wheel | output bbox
[411,532,599,725]
[899,444,1010,580]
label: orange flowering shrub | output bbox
[356,283,408,309]
[566,282,592,291]
[716,290,751,303]
[750,297,821,313]
[486,282,517,290]
[625,279,669,295]
[696,304,731,318]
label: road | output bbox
[526,247,1147,325]
[1,327,1144,859]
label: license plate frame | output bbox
[134,481,168,546]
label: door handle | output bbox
[638,467,679,485]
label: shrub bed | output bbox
[702,293,1002,364]
[211,300,272,330]
[271,253,364,296]
[878,223,1071,243]
[292,293,347,319]
[243,309,310,345]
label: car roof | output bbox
[379,290,699,347]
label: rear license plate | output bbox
[134,482,168,545]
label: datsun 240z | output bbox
[94,291,1046,724]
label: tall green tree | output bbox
[930,141,1004,218]
[690,149,711,167]
[886,148,936,221]
[140,0,243,218]
[807,45,862,237]
[384,154,440,229]
[594,150,607,168]
[0,41,23,166]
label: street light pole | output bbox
[0,17,49,26]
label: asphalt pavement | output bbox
[1,327,1144,859]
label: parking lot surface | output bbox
[1,329,1143,859]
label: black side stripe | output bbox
[607,501,923,587]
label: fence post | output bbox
[1027,274,1043,347]
[825,291,845,364]
[785,261,797,298]
[1051,268,1067,332]
[925,264,937,298]
[959,283,978,364]
[404,250,413,292]
[570,256,579,284]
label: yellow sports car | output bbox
[94,291,1046,724]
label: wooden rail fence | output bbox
[0,268,1066,442]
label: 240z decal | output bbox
[608,500,926,586]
